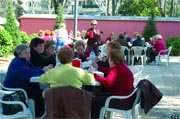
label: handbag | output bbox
[2,90,28,115]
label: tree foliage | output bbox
[157,0,180,17]
[117,0,160,16]
[143,15,158,42]
[166,36,180,56]
[14,0,24,19]
[4,0,21,48]
[52,0,67,14]
[0,29,13,56]
[54,5,65,29]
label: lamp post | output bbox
[73,0,78,41]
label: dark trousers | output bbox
[26,84,44,117]
[149,50,158,62]
[86,45,99,56]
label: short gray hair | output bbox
[14,43,30,57]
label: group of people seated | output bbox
[3,19,167,118]
[3,36,135,118]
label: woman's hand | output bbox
[42,64,53,72]
[92,62,98,69]
[88,66,94,74]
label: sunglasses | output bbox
[91,24,97,25]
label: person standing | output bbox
[85,20,102,56]
[55,23,69,50]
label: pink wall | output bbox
[20,15,180,41]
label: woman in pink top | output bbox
[149,34,167,63]
[89,49,134,118]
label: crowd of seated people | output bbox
[40,47,95,88]
[3,43,52,117]
[3,19,168,118]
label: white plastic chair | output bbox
[129,65,144,86]
[99,88,141,119]
[0,83,35,119]
[131,46,147,66]
[120,46,130,64]
[99,44,107,58]
[156,46,172,66]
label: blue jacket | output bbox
[4,57,44,90]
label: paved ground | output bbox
[0,56,180,119]
[138,56,180,119]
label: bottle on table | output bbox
[89,51,96,62]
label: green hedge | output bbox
[0,29,13,56]
[20,31,38,44]
[166,36,180,56]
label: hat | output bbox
[91,20,98,25]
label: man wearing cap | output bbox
[85,20,102,56]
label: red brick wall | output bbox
[20,15,180,41]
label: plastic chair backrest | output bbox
[167,46,172,56]
[120,46,129,55]
[99,88,141,119]
[0,89,34,119]
[99,44,107,54]
[131,46,145,56]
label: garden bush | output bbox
[19,31,30,43]
[166,36,180,56]
[20,32,38,44]
[29,33,38,41]
[0,29,13,56]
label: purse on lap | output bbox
[2,90,28,115]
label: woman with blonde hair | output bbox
[149,34,167,64]
[55,23,68,50]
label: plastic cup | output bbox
[72,59,81,68]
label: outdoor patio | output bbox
[0,56,180,118]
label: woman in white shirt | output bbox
[55,23,68,50]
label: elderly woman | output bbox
[89,49,134,118]
[97,41,121,69]
[40,47,95,89]
[74,40,88,62]
[41,40,56,67]
[4,44,51,116]
[148,34,167,64]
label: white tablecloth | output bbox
[30,70,104,86]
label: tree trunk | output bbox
[107,0,110,15]
[52,0,58,14]
[157,0,165,17]
[112,0,115,16]
[170,0,174,16]
[163,0,167,16]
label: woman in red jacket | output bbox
[89,49,134,118]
